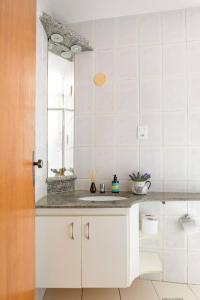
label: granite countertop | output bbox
[35,190,200,209]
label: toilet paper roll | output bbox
[142,215,159,235]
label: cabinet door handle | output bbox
[86,222,90,240]
[71,222,74,240]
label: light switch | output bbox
[138,126,148,139]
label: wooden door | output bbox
[82,216,128,288]
[0,0,36,299]
[36,216,82,288]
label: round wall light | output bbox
[94,73,107,86]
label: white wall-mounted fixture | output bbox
[138,126,148,140]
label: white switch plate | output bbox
[138,126,148,139]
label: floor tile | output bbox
[82,288,119,300]
[120,279,159,300]
[189,285,200,300]
[153,281,197,300]
[44,288,82,300]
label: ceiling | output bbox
[38,0,200,24]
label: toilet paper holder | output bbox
[179,214,197,233]
[141,214,159,235]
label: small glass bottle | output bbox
[90,182,96,193]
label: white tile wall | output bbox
[117,114,138,146]
[138,13,162,45]
[189,113,200,145]
[189,76,200,109]
[163,78,187,111]
[188,42,200,73]
[140,79,162,112]
[188,252,200,283]
[163,148,187,180]
[163,201,188,216]
[95,83,114,113]
[116,148,139,179]
[75,81,93,113]
[140,200,200,284]
[163,251,188,283]
[188,148,200,178]
[117,47,138,79]
[163,216,187,250]
[140,112,162,146]
[188,230,200,251]
[74,148,93,178]
[164,181,187,192]
[117,15,138,46]
[163,43,186,78]
[95,115,115,146]
[95,148,115,179]
[163,10,186,43]
[140,148,163,180]
[163,112,187,145]
[187,8,200,41]
[95,50,114,78]
[95,18,115,49]
[75,115,93,147]
[140,45,162,78]
[73,10,200,284]
[117,79,139,112]
[74,8,200,191]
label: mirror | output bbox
[47,52,74,177]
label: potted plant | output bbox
[129,172,151,195]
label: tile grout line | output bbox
[138,18,141,175]
[161,10,164,194]
[185,8,190,285]
[118,288,122,300]
[161,12,165,280]
[188,285,200,300]
[151,281,161,300]
[43,289,47,300]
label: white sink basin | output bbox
[79,196,127,201]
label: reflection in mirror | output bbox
[48,52,74,177]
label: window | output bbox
[48,53,74,177]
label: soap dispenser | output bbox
[112,174,119,193]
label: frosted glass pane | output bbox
[64,111,74,169]
[65,149,74,170]
[48,111,63,176]
[48,73,64,108]
[63,62,74,109]
[48,93,63,108]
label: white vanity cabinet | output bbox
[36,216,82,288]
[36,205,139,288]
[82,216,128,287]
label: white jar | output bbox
[142,215,158,235]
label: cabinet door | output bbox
[36,216,81,288]
[82,216,128,287]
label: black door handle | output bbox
[33,159,43,168]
